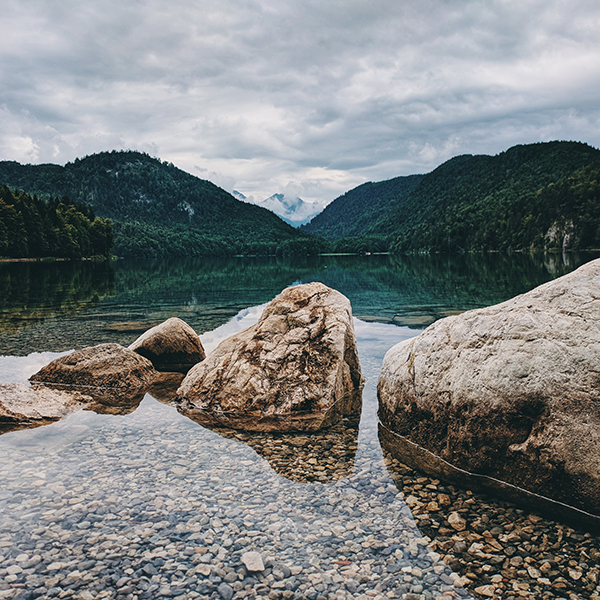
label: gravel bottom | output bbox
[0,395,476,600]
[382,451,600,600]
[1,315,598,600]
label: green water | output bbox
[0,252,595,356]
[0,252,598,600]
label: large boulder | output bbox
[177,282,363,432]
[0,383,91,433]
[30,343,157,389]
[378,258,600,521]
[129,317,206,373]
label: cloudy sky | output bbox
[1,0,599,208]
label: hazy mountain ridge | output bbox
[0,151,315,257]
[2,141,599,258]
[302,174,423,239]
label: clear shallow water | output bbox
[1,253,599,600]
[0,310,474,600]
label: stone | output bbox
[0,383,91,433]
[217,582,234,600]
[378,258,600,520]
[447,512,466,531]
[474,585,496,597]
[241,551,265,572]
[177,282,363,431]
[129,317,206,373]
[30,343,157,390]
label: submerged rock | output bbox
[0,383,91,433]
[378,258,600,521]
[185,413,360,483]
[129,317,206,373]
[177,282,363,431]
[29,343,157,389]
[241,551,264,572]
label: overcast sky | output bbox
[1,0,599,208]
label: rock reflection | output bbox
[0,382,91,435]
[56,371,185,416]
[84,387,147,415]
[185,411,361,483]
[146,372,184,405]
[180,390,363,436]
[0,371,187,437]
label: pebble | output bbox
[241,550,265,572]
[0,317,598,600]
[383,451,600,600]
[0,333,473,600]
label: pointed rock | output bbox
[177,282,363,431]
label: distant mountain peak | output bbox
[233,191,324,227]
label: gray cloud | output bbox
[1,0,599,206]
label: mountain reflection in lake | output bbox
[1,251,596,356]
[0,253,599,600]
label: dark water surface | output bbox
[0,252,593,356]
[0,253,599,600]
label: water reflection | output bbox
[191,413,360,484]
[310,252,600,327]
[0,260,115,334]
[2,252,597,357]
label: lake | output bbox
[0,253,598,600]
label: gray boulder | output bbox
[129,317,206,373]
[177,282,363,431]
[378,258,600,520]
[30,343,157,389]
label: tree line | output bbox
[0,187,113,259]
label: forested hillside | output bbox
[384,141,600,252]
[302,174,422,240]
[0,151,320,257]
[0,187,112,258]
[304,141,600,253]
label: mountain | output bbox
[305,141,600,253]
[259,193,323,227]
[0,151,318,257]
[234,191,322,227]
[302,174,423,240]
[383,141,600,253]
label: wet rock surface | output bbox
[378,258,600,516]
[129,318,206,374]
[29,343,158,390]
[0,383,91,433]
[178,283,363,432]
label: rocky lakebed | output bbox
[0,261,599,600]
